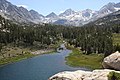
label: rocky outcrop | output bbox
[102,51,120,70]
[49,69,120,80]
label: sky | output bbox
[8,0,120,16]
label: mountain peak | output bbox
[50,12,56,15]
[59,8,75,17]
[65,8,74,12]
[30,9,44,16]
[64,8,75,14]
[29,9,44,22]
[19,6,28,11]
[29,9,39,14]
[102,2,115,8]
[115,2,120,8]
[107,2,115,5]
[83,9,93,12]
[19,6,26,9]
[99,2,117,14]
[46,12,58,18]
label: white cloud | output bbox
[17,5,28,9]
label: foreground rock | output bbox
[49,69,120,80]
[102,51,120,70]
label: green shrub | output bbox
[108,71,120,80]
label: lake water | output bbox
[0,49,89,80]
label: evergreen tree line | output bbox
[0,15,119,56]
[64,26,113,57]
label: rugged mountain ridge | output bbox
[0,0,120,26]
[88,10,120,27]
[0,0,44,23]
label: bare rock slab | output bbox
[49,69,120,80]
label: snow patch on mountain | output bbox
[0,0,120,26]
